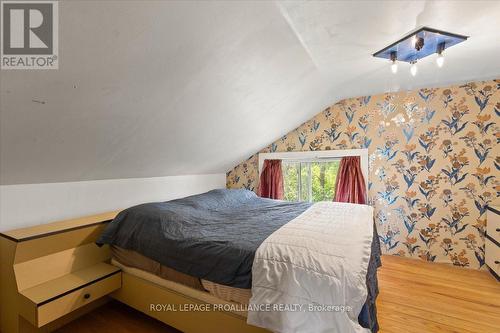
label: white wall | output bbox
[0,174,225,232]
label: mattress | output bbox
[202,280,251,304]
[111,246,251,304]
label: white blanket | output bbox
[247,202,373,333]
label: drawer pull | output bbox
[496,228,500,232]
[83,293,91,300]
[495,261,500,265]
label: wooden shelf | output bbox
[0,211,121,333]
[0,211,120,242]
[20,262,121,305]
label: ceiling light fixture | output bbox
[410,61,418,76]
[390,51,398,74]
[436,53,445,68]
[436,42,445,68]
[373,27,467,76]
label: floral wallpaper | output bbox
[227,79,500,269]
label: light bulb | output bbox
[410,62,418,76]
[391,60,398,74]
[436,53,444,68]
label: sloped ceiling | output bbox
[1,0,500,185]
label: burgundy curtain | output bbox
[258,159,284,200]
[334,156,367,204]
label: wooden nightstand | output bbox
[486,205,500,281]
[0,211,121,333]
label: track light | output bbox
[390,51,398,74]
[436,53,444,68]
[436,42,445,68]
[410,61,418,76]
[391,61,398,74]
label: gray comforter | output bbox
[97,189,380,332]
[97,189,312,287]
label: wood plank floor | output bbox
[377,255,499,333]
[55,300,180,333]
[56,255,500,333]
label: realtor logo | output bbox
[1,0,58,69]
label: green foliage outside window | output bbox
[283,161,340,202]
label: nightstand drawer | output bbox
[485,238,500,277]
[18,263,121,327]
[38,272,121,327]
[487,207,500,244]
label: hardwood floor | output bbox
[56,255,500,333]
[54,300,181,333]
[377,255,500,333]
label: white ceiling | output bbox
[1,0,500,185]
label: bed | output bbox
[97,189,380,333]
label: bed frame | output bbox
[112,271,268,333]
[0,211,268,333]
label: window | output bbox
[258,149,368,203]
[282,160,340,202]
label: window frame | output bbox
[282,159,340,202]
[258,149,369,195]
